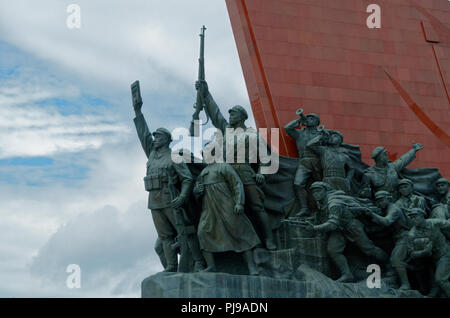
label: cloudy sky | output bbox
[0,0,251,297]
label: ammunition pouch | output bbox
[323,169,346,178]
[143,173,169,191]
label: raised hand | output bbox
[412,141,424,152]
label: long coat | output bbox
[195,163,261,253]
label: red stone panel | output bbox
[226,0,450,177]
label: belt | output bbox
[323,169,346,178]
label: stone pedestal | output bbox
[142,265,423,298]
[142,219,424,298]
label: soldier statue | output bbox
[360,142,424,200]
[433,178,449,213]
[284,109,322,216]
[406,208,450,297]
[194,80,276,250]
[132,81,205,272]
[307,130,354,193]
[366,191,412,289]
[395,179,427,214]
[193,142,260,275]
[307,182,389,283]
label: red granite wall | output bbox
[226,0,450,177]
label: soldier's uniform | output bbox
[307,132,352,193]
[433,178,449,216]
[371,191,411,273]
[407,209,450,297]
[361,146,418,200]
[284,118,322,188]
[395,179,427,215]
[134,114,194,270]
[203,94,276,249]
[312,183,388,281]
[324,201,388,262]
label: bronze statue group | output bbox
[132,79,450,298]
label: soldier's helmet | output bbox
[330,130,344,142]
[153,128,173,142]
[435,177,449,186]
[306,113,321,125]
[374,190,391,200]
[228,105,248,120]
[406,208,427,218]
[371,146,387,159]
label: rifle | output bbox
[167,171,199,271]
[190,25,209,136]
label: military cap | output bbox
[374,191,391,200]
[310,182,331,191]
[228,105,248,120]
[306,113,321,124]
[398,179,414,187]
[435,178,449,186]
[406,208,427,217]
[371,146,387,159]
[330,130,344,141]
[152,128,173,141]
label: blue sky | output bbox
[0,0,250,297]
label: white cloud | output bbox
[0,0,258,297]
[0,0,250,104]
[0,76,130,158]
[27,203,160,297]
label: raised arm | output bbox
[306,134,325,155]
[196,81,228,133]
[284,118,301,139]
[393,142,424,172]
[132,82,153,158]
[133,112,153,158]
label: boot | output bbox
[154,238,167,269]
[243,250,259,276]
[295,188,310,217]
[395,267,411,290]
[259,211,277,250]
[162,240,178,272]
[187,235,206,272]
[332,255,354,283]
[201,251,216,272]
